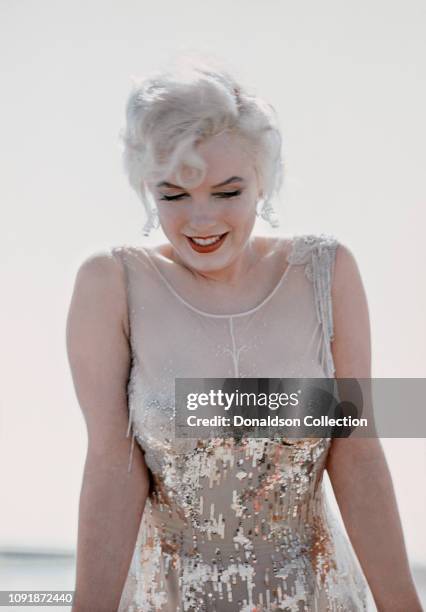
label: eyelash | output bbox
[159,189,242,201]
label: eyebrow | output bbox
[156,176,246,189]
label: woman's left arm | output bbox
[325,243,423,612]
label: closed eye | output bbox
[159,189,242,201]
[215,189,242,199]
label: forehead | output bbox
[166,131,255,188]
[196,131,252,168]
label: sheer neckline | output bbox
[141,237,295,319]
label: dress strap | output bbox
[110,246,137,473]
[288,233,339,376]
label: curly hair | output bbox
[119,55,284,235]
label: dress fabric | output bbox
[112,233,369,612]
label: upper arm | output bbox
[327,242,380,473]
[66,250,145,474]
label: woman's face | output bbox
[147,131,262,274]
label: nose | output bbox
[187,199,221,234]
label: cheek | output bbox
[226,198,257,227]
[157,205,185,228]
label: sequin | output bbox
[112,234,368,611]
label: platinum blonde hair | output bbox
[119,57,284,235]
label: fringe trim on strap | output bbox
[288,233,339,378]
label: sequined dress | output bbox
[112,233,369,612]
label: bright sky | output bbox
[1,0,425,564]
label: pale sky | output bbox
[1,0,425,564]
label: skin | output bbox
[67,254,150,612]
[149,131,261,283]
[327,249,422,610]
[66,130,422,611]
[145,130,293,314]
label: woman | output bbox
[66,59,422,611]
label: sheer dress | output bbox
[112,233,368,612]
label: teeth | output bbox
[191,235,222,246]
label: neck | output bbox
[173,237,261,287]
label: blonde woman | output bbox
[66,58,422,611]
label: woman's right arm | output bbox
[66,251,150,612]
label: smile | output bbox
[186,232,229,253]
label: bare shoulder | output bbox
[73,248,126,308]
[70,247,130,340]
[332,240,365,299]
[66,249,138,462]
[75,247,123,275]
[330,240,371,378]
[332,239,369,319]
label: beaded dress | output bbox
[112,233,368,612]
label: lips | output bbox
[186,232,229,253]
